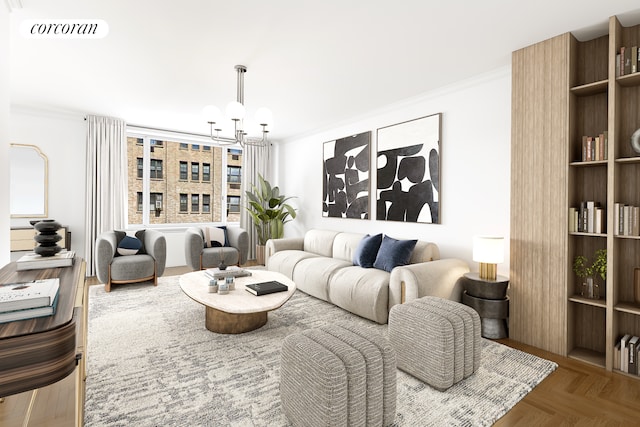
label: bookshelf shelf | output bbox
[568,348,606,368]
[570,79,608,96]
[615,234,640,240]
[569,160,608,167]
[569,295,607,308]
[569,232,606,238]
[615,302,640,315]
[615,156,640,164]
[616,72,640,87]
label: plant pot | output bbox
[256,245,265,266]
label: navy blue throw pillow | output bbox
[353,233,383,268]
[373,236,418,272]
[117,235,142,256]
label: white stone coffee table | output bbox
[179,269,296,334]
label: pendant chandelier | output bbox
[203,65,273,147]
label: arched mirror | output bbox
[10,143,48,218]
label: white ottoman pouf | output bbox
[280,322,396,427]
[388,296,481,390]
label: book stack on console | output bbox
[0,278,60,323]
[204,266,252,280]
[16,250,75,271]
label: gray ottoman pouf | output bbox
[388,296,481,390]
[280,322,396,427]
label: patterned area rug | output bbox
[85,275,557,427]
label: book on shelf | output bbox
[0,292,59,324]
[614,341,621,371]
[244,281,288,296]
[614,203,640,236]
[629,336,639,375]
[0,278,59,312]
[632,46,638,74]
[15,250,75,271]
[621,334,632,373]
[580,132,607,162]
[204,266,252,280]
[569,201,604,233]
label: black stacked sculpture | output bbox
[33,219,62,257]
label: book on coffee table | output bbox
[204,266,252,280]
[245,281,288,296]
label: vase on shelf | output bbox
[33,219,62,257]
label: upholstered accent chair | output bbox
[95,229,167,292]
[184,226,249,270]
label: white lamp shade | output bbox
[202,105,222,123]
[472,236,504,264]
[254,107,273,127]
[225,101,246,121]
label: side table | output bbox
[461,272,509,339]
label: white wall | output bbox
[9,107,87,258]
[274,67,512,277]
[0,5,10,266]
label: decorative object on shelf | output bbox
[473,236,504,281]
[630,128,640,154]
[322,131,371,219]
[573,249,607,299]
[208,279,218,293]
[203,65,273,147]
[376,113,441,223]
[245,174,297,265]
[33,219,62,257]
[218,248,227,271]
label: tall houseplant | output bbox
[245,174,296,264]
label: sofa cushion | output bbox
[293,257,353,301]
[352,234,383,268]
[303,229,341,257]
[203,225,228,248]
[328,266,391,324]
[117,235,142,256]
[266,250,321,280]
[373,236,418,272]
[333,232,367,263]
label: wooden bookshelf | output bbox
[511,15,640,377]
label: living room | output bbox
[2,1,640,426]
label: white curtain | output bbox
[240,143,271,260]
[84,115,127,275]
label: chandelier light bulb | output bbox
[202,105,222,124]
[225,101,246,121]
[255,107,273,127]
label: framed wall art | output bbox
[322,131,371,219]
[376,113,441,224]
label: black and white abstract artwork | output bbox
[376,113,441,224]
[323,131,371,219]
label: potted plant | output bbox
[573,248,607,299]
[245,174,297,265]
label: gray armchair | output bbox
[95,229,167,292]
[184,226,248,270]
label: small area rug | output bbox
[85,275,557,427]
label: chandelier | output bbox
[203,65,273,147]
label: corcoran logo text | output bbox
[20,19,109,39]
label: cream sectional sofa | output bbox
[265,229,470,324]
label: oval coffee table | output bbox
[179,269,296,334]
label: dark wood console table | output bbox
[0,258,87,426]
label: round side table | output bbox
[461,272,509,339]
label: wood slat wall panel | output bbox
[510,33,570,355]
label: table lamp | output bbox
[473,236,504,281]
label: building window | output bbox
[136,138,143,145]
[191,194,200,212]
[203,145,211,151]
[180,194,188,212]
[179,143,188,149]
[230,148,241,161]
[191,162,199,181]
[150,139,163,147]
[137,158,143,178]
[227,166,241,183]
[151,193,163,211]
[150,159,163,179]
[137,192,143,211]
[227,196,241,213]
[179,161,188,180]
[203,163,211,182]
[192,144,200,150]
[203,194,211,213]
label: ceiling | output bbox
[8,1,640,142]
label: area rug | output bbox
[85,276,557,427]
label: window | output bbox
[230,148,241,161]
[191,194,200,212]
[191,162,199,181]
[180,194,188,212]
[192,144,200,150]
[227,166,241,183]
[150,159,163,179]
[126,135,243,226]
[227,196,240,213]
[179,161,188,180]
